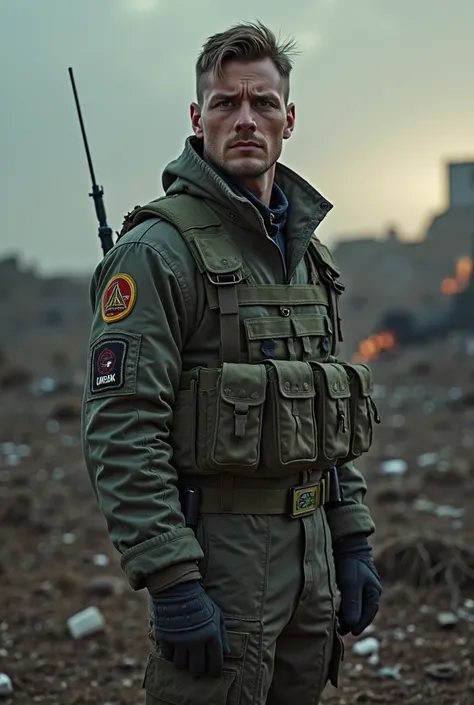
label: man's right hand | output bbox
[150,580,230,679]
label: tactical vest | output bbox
[119,194,380,479]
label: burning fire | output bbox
[352,330,396,363]
[441,256,472,295]
[352,255,472,363]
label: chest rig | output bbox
[120,194,379,482]
[120,193,344,364]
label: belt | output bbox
[179,470,331,518]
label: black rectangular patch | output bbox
[90,339,127,395]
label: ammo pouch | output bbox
[169,361,379,478]
[339,362,381,465]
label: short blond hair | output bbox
[195,21,298,104]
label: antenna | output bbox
[68,67,114,257]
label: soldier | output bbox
[81,21,382,705]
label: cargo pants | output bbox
[143,484,344,705]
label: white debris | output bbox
[30,377,57,395]
[416,452,439,468]
[412,499,464,520]
[435,505,464,519]
[368,652,380,666]
[92,553,110,567]
[436,612,458,629]
[352,637,380,656]
[393,628,406,641]
[380,459,407,476]
[67,606,105,640]
[378,666,402,679]
[0,673,13,696]
[61,533,76,545]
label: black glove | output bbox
[151,580,230,679]
[333,533,381,636]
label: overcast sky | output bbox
[2,0,473,275]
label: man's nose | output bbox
[234,105,257,132]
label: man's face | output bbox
[190,57,295,181]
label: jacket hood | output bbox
[161,136,333,241]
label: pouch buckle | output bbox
[206,272,244,286]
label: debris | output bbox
[368,653,380,667]
[377,666,402,679]
[425,662,459,680]
[416,452,439,468]
[67,606,105,640]
[92,554,110,567]
[436,612,459,629]
[374,533,474,592]
[0,673,13,696]
[352,637,380,656]
[380,459,407,476]
[86,576,125,597]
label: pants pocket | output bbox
[196,363,267,474]
[143,630,248,705]
[311,362,351,469]
[260,359,318,476]
[340,363,381,463]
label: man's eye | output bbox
[216,100,233,108]
[256,99,272,108]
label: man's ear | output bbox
[190,102,203,138]
[283,102,296,140]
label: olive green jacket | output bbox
[81,136,375,593]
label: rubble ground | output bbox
[1,336,473,704]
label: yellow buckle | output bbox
[289,475,330,518]
[290,483,319,518]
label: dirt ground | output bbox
[1,330,474,704]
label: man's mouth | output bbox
[230,141,262,150]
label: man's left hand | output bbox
[333,533,382,636]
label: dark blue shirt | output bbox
[237,182,288,267]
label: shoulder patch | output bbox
[91,339,127,394]
[101,273,136,323]
[86,331,141,401]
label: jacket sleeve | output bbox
[81,231,203,593]
[325,461,376,542]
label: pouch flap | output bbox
[237,284,329,306]
[194,233,243,275]
[220,362,266,405]
[291,315,332,337]
[313,362,351,399]
[345,363,373,396]
[267,360,315,398]
[309,238,341,278]
[245,314,330,341]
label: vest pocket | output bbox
[244,314,332,363]
[260,360,318,475]
[196,363,267,474]
[310,362,352,468]
[339,363,380,462]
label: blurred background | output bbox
[1,1,474,703]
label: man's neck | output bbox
[203,151,275,206]
[233,169,275,207]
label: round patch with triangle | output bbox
[101,273,137,323]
